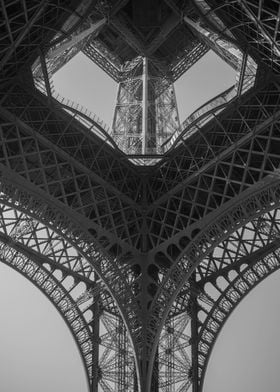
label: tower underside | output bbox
[111,57,181,155]
[1,0,280,391]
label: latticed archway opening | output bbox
[204,269,280,392]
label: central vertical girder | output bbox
[111,57,181,155]
[142,57,149,155]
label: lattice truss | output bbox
[112,66,143,155]
[2,180,280,392]
[201,0,280,72]
[0,201,138,391]
[1,0,280,391]
[112,62,180,155]
[145,79,280,248]
[0,0,96,84]
[0,199,193,391]
[193,207,280,390]
[29,0,256,158]
[157,312,192,392]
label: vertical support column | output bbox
[111,58,180,155]
[190,277,199,392]
[134,364,139,391]
[142,57,149,154]
[111,71,143,154]
[90,280,100,391]
[150,342,159,392]
[117,316,128,391]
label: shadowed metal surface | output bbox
[1,0,280,391]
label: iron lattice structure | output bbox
[1,0,280,391]
[111,57,181,155]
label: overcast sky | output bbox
[205,269,280,392]
[1,50,278,392]
[0,262,88,392]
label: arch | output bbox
[0,176,142,377]
[145,178,280,384]
[0,262,89,392]
[197,250,280,391]
[0,244,94,390]
[146,179,280,388]
[154,205,280,391]
[0,199,138,391]
[0,201,95,282]
[182,204,280,390]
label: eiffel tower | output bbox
[1,0,280,391]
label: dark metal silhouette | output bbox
[0,1,280,391]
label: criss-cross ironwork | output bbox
[1,0,280,391]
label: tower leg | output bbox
[90,282,100,391]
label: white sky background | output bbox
[1,49,279,392]
[0,262,88,392]
[205,269,280,392]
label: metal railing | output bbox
[162,86,236,152]
[33,49,257,163]
[162,54,257,152]
[33,76,117,148]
